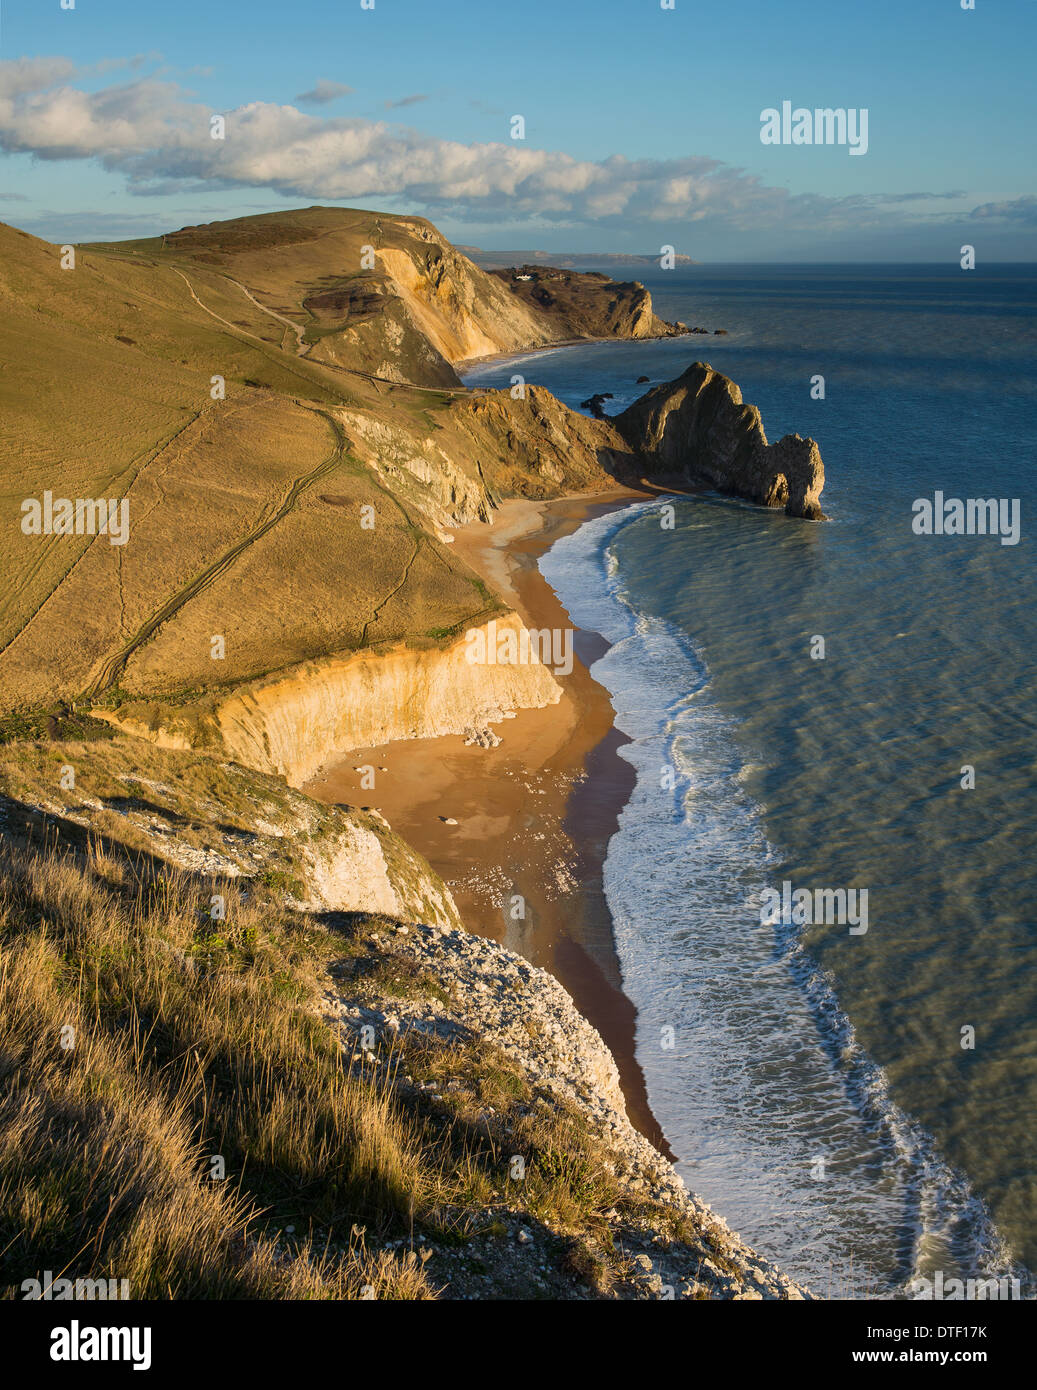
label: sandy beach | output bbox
[305,485,673,1151]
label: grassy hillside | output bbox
[0,207,814,1303]
[83,206,553,386]
[0,209,634,721]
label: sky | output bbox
[0,0,1034,259]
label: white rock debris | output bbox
[325,917,810,1301]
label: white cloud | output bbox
[971,195,1037,224]
[0,60,1016,240]
[0,57,78,99]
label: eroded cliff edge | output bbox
[0,206,827,1300]
[490,264,685,343]
[81,360,826,776]
[0,737,810,1299]
[100,613,563,787]
[2,208,825,724]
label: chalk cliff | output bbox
[0,736,810,1300]
[98,613,563,787]
[0,737,463,930]
[0,207,824,1302]
[144,208,681,389]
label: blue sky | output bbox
[1,0,1034,258]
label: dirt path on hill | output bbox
[83,413,350,697]
[222,275,311,356]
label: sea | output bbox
[462,264,1037,1298]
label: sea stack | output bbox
[617,362,825,519]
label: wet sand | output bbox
[305,486,672,1154]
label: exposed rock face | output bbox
[0,739,463,931]
[617,362,825,519]
[305,279,462,388]
[173,214,683,389]
[99,613,563,788]
[117,207,559,389]
[304,239,686,384]
[0,731,809,1300]
[214,611,562,785]
[334,382,625,540]
[328,919,811,1299]
[492,264,684,343]
[372,235,552,370]
[298,813,463,928]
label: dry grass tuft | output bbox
[0,838,434,1299]
[0,821,695,1300]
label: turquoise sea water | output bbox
[464,266,1037,1296]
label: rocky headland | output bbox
[491,263,687,342]
[616,362,825,519]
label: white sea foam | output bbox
[540,501,1027,1297]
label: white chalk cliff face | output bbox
[0,740,463,933]
[0,202,830,1299]
[301,812,463,930]
[13,208,827,816]
[216,613,561,785]
[102,613,562,788]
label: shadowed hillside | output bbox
[0,735,807,1301]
